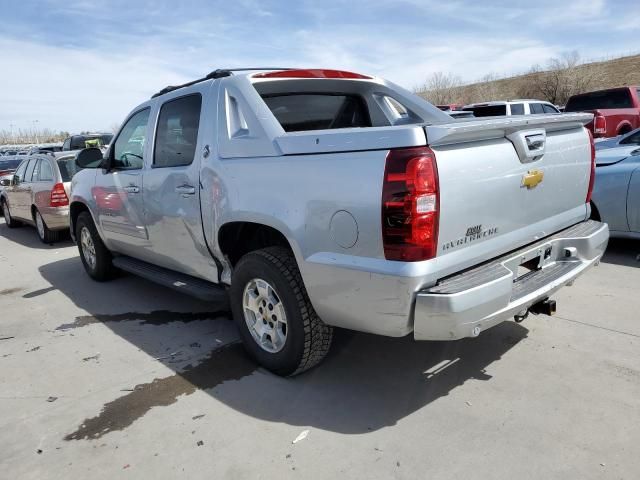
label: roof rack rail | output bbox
[151,67,296,98]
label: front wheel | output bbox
[76,212,114,281]
[230,247,333,376]
[2,200,21,228]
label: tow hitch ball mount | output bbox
[514,298,557,323]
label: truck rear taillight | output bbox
[382,147,439,261]
[594,114,606,135]
[50,183,69,207]
[586,129,596,204]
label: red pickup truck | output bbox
[564,86,640,138]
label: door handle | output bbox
[175,185,196,195]
[123,185,140,194]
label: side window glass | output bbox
[542,104,558,113]
[510,104,525,115]
[112,108,150,170]
[62,138,71,150]
[24,160,36,183]
[530,103,544,114]
[31,159,41,181]
[14,161,28,183]
[154,94,202,168]
[39,160,54,181]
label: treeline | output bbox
[416,51,640,107]
[0,128,71,145]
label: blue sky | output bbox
[0,0,638,133]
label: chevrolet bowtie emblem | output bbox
[522,169,544,189]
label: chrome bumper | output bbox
[413,220,609,340]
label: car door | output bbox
[142,90,218,281]
[627,165,640,232]
[93,107,151,258]
[16,159,37,220]
[5,159,29,218]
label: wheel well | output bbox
[70,202,90,233]
[618,124,632,135]
[590,201,601,221]
[218,222,292,266]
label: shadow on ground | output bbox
[0,221,74,250]
[39,256,528,437]
[601,238,639,268]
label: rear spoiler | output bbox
[425,113,594,146]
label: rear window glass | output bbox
[462,105,507,117]
[530,103,544,114]
[57,157,83,182]
[565,89,633,111]
[261,94,372,132]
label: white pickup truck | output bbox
[69,68,608,375]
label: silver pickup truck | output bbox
[70,68,608,375]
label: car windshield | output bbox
[565,89,633,111]
[56,157,83,181]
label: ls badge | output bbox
[522,169,544,189]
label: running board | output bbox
[112,256,227,302]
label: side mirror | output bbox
[75,148,104,169]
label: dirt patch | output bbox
[0,287,23,295]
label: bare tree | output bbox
[416,71,462,105]
[522,51,603,105]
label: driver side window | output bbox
[112,108,150,170]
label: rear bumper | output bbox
[413,220,609,340]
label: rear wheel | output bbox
[34,209,60,244]
[2,200,21,228]
[76,211,114,281]
[230,247,333,376]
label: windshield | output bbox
[56,157,83,181]
[565,89,633,111]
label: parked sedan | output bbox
[0,153,80,243]
[594,127,640,151]
[591,142,640,239]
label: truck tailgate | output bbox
[426,113,594,269]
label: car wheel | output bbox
[76,211,114,281]
[230,247,333,376]
[34,209,60,244]
[2,200,21,228]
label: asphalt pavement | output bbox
[1,219,639,479]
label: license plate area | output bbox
[511,244,554,282]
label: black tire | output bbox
[2,199,21,228]
[34,209,61,244]
[76,211,114,281]
[230,247,333,376]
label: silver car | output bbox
[1,153,79,243]
[591,129,640,239]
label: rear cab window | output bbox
[462,105,507,117]
[565,89,634,111]
[260,94,371,132]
